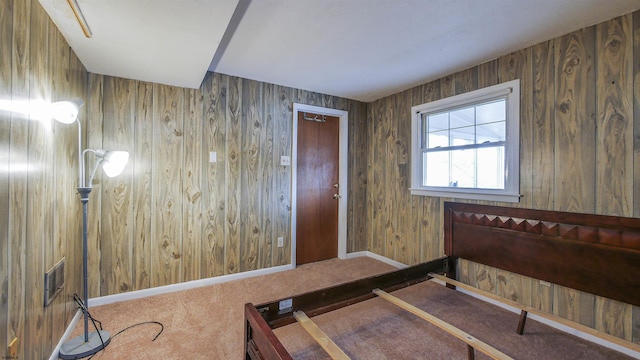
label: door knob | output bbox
[333,183,339,188]
[333,193,341,200]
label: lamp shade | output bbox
[101,150,129,177]
[51,99,83,124]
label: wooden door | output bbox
[296,111,340,265]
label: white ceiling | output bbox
[39,0,239,89]
[41,0,640,103]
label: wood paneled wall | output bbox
[5,0,638,356]
[0,0,88,358]
[2,2,368,358]
[88,73,367,296]
[366,11,640,344]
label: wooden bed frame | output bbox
[244,202,640,359]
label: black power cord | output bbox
[71,293,164,359]
[111,321,164,341]
[73,294,107,351]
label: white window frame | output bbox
[410,79,521,203]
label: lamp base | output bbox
[59,330,111,359]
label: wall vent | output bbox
[44,257,65,307]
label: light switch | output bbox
[209,151,217,163]
[280,156,290,166]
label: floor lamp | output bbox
[52,99,129,359]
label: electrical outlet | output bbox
[277,237,284,247]
[280,156,290,166]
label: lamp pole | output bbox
[77,186,92,343]
[58,106,112,359]
[53,99,128,358]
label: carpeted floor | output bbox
[65,257,397,359]
[275,280,634,359]
[63,257,635,359]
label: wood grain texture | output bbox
[496,269,532,307]
[0,0,12,354]
[440,74,454,98]
[633,305,640,344]
[366,11,639,344]
[596,15,633,217]
[7,1,31,356]
[409,81,442,263]
[182,87,203,282]
[595,297,632,340]
[395,90,411,264]
[554,27,596,213]
[500,48,532,209]
[25,3,50,357]
[384,96,396,260]
[240,79,263,272]
[457,259,472,286]
[369,99,385,256]
[454,67,478,95]
[0,0,358,356]
[261,83,274,269]
[151,84,184,287]
[66,52,85,330]
[4,5,640,355]
[3,0,90,352]
[478,59,499,88]
[554,287,596,327]
[594,14,634,339]
[474,263,496,293]
[202,72,227,277]
[49,21,70,344]
[348,101,367,253]
[87,73,104,298]
[424,83,444,261]
[532,41,555,210]
[531,279,554,313]
[101,76,135,294]
[491,48,534,308]
[133,81,153,290]
[408,85,425,265]
[42,6,60,356]
[225,76,242,274]
[364,101,374,256]
[554,26,597,328]
[273,85,292,265]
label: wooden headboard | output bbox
[444,202,640,307]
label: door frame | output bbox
[291,103,348,268]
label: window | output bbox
[410,79,520,202]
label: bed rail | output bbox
[244,256,450,359]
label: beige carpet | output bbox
[275,281,634,359]
[65,257,397,359]
[64,257,634,359]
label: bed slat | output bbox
[428,273,640,354]
[293,311,351,360]
[372,288,513,360]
